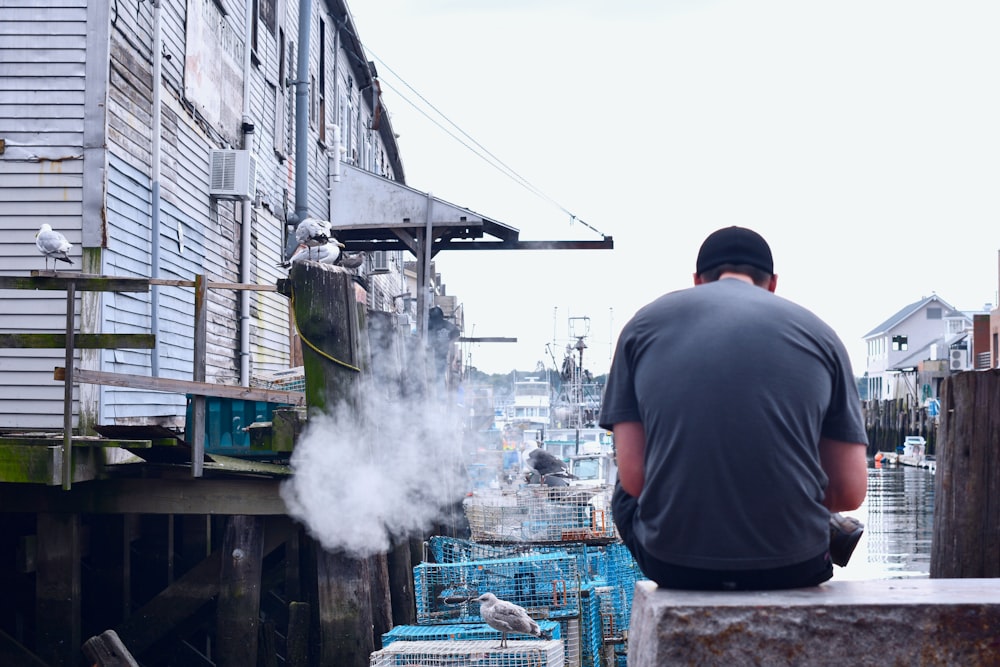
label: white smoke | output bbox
[280,392,469,559]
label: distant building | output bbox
[862,294,992,403]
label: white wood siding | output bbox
[0,0,88,428]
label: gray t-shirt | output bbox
[600,279,868,570]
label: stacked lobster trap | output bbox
[370,477,644,667]
[462,485,617,544]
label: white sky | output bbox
[350,0,1000,377]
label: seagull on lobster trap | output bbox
[476,592,551,648]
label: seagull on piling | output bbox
[278,239,346,268]
[294,217,333,247]
[476,592,551,648]
[35,223,73,270]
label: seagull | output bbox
[294,217,332,247]
[528,448,574,477]
[35,223,73,270]
[476,592,551,648]
[278,240,346,268]
[338,250,366,269]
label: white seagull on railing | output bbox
[35,223,73,270]
[476,592,551,648]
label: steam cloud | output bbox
[280,393,469,559]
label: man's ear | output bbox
[767,274,778,293]
[693,272,705,286]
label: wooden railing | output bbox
[0,272,303,488]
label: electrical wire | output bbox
[344,40,607,239]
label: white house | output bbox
[862,294,978,402]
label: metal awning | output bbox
[329,161,612,339]
[330,162,613,257]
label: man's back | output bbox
[602,278,863,570]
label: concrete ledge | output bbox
[628,578,1000,666]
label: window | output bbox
[892,335,908,351]
[926,307,942,320]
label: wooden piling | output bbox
[369,553,392,649]
[286,601,310,667]
[35,512,80,667]
[387,539,416,627]
[215,515,265,666]
[314,546,374,667]
[931,370,1000,578]
[81,629,140,667]
[289,263,362,413]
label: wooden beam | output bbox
[0,333,155,349]
[0,444,102,485]
[114,517,292,657]
[0,477,289,515]
[149,278,278,291]
[53,367,305,405]
[0,436,151,448]
[4,274,150,292]
[0,628,49,667]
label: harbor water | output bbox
[835,460,935,581]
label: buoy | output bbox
[874,452,883,463]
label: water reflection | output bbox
[834,461,934,581]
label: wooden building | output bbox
[0,0,411,431]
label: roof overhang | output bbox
[330,163,613,257]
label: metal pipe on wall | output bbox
[293,0,313,225]
[240,0,254,387]
[150,0,163,376]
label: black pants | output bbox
[612,483,832,591]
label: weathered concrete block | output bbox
[628,578,1000,666]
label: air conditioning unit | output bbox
[950,349,965,371]
[209,149,257,200]
[370,250,391,274]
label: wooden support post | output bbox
[387,539,416,627]
[62,280,75,490]
[191,273,207,477]
[314,547,374,667]
[215,515,265,667]
[35,512,80,667]
[369,553,392,649]
[931,370,1000,578]
[286,601,310,667]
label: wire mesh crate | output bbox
[463,486,617,544]
[427,537,624,585]
[382,621,561,647]
[578,586,605,667]
[250,366,305,392]
[414,553,581,624]
[557,617,582,667]
[369,639,564,666]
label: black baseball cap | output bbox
[696,226,774,275]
